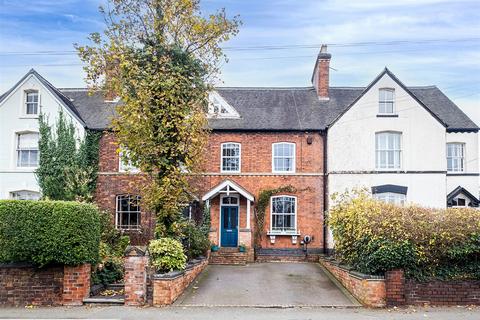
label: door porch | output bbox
[202,179,254,262]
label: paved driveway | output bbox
[175,262,360,307]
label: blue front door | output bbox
[221,206,238,247]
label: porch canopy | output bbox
[202,179,254,229]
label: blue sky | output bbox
[0,0,479,122]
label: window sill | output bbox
[267,231,300,236]
[19,116,39,119]
[376,114,398,118]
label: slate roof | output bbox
[1,69,478,132]
[58,89,119,130]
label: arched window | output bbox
[116,195,141,230]
[271,195,297,233]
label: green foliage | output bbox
[200,203,211,237]
[36,112,100,202]
[0,200,101,266]
[329,190,480,280]
[254,185,296,247]
[182,221,210,259]
[76,0,240,240]
[149,238,187,273]
[92,211,130,285]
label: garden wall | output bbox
[0,263,91,307]
[319,257,386,307]
[152,258,208,306]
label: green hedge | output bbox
[0,200,101,266]
[329,190,480,280]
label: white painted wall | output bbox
[328,72,447,207]
[0,73,85,199]
[446,132,479,198]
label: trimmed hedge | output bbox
[0,200,101,266]
[329,190,480,280]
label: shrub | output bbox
[148,238,187,273]
[91,211,130,285]
[329,190,480,280]
[0,200,101,266]
[182,222,210,259]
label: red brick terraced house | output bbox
[0,45,478,262]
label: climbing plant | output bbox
[36,111,100,202]
[254,185,297,248]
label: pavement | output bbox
[175,262,359,307]
[0,305,479,320]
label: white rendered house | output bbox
[0,69,86,199]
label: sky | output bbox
[0,0,479,124]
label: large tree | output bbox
[76,0,240,237]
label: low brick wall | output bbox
[256,248,321,263]
[319,257,386,308]
[0,263,90,307]
[152,258,208,306]
[405,277,480,306]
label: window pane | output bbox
[273,143,295,172]
[376,133,401,169]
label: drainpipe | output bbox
[322,131,328,255]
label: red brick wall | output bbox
[95,132,155,245]
[385,269,405,306]
[95,131,325,249]
[405,279,480,306]
[0,263,91,307]
[62,264,91,306]
[124,252,148,306]
[152,259,208,306]
[0,264,64,306]
[193,131,324,250]
[320,258,386,308]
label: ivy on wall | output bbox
[254,185,297,248]
[36,111,101,202]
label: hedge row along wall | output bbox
[0,200,101,266]
[329,191,480,280]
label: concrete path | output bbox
[0,306,479,320]
[175,262,359,307]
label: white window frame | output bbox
[374,192,406,206]
[378,88,395,114]
[446,143,465,173]
[375,132,402,170]
[118,148,140,173]
[16,132,39,169]
[220,142,241,173]
[272,142,296,173]
[115,195,141,230]
[24,90,39,116]
[10,190,41,200]
[270,195,297,234]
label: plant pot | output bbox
[211,245,219,252]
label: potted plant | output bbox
[211,244,219,252]
[239,243,246,252]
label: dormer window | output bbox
[207,92,240,119]
[379,88,395,114]
[25,90,39,115]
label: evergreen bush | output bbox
[0,200,101,266]
[148,238,186,273]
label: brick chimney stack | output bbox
[312,44,331,100]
